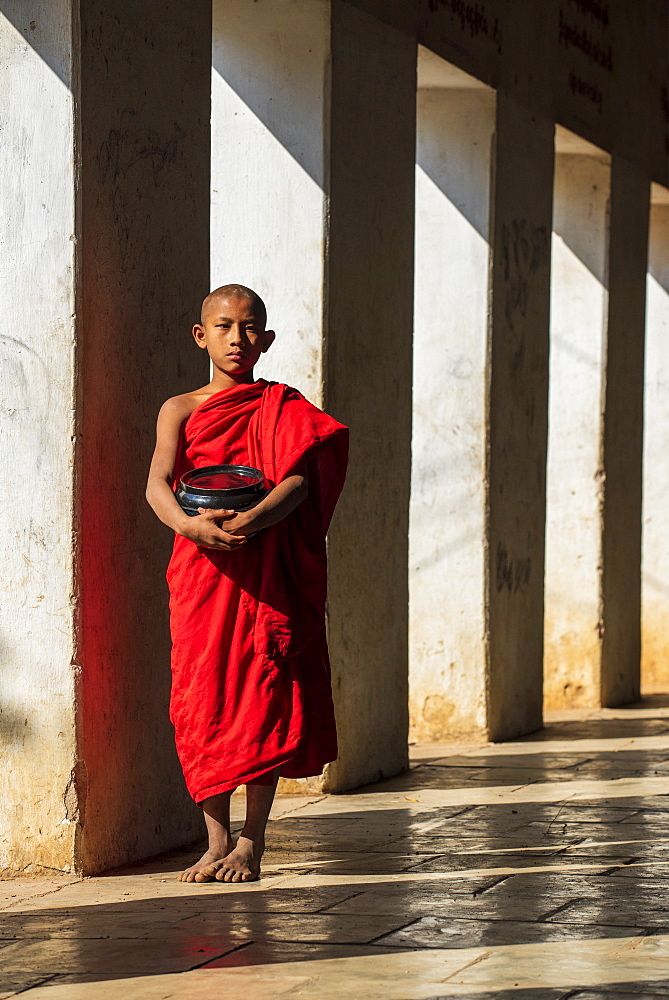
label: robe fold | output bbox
[166,379,348,803]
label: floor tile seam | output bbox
[470,874,513,896]
[542,797,580,835]
[543,909,660,929]
[9,973,60,995]
[364,915,423,945]
[186,938,255,971]
[378,913,653,928]
[314,891,366,914]
[439,947,492,984]
[0,883,83,913]
[272,796,327,819]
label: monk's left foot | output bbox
[204,836,264,883]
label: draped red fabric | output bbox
[167,380,349,803]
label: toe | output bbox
[194,871,211,882]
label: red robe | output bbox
[166,380,348,803]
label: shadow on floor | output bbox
[2,702,668,993]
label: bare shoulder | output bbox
[158,389,209,424]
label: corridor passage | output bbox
[2,699,669,999]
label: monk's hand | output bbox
[216,509,261,537]
[179,508,248,551]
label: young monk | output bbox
[146,284,348,884]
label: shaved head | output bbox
[201,284,267,328]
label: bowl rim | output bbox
[179,464,264,497]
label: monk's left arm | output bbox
[221,462,308,536]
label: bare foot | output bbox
[178,840,234,883]
[204,836,264,883]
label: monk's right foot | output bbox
[178,842,234,883]
[203,835,264,883]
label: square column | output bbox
[325,2,417,788]
[486,96,555,740]
[544,140,611,708]
[76,0,212,873]
[600,159,650,705]
[642,186,669,690]
[1,1,211,874]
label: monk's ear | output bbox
[192,324,207,349]
[261,329,276,353]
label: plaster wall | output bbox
[544,151,610,709]
[0,2,78,873]
[642,193,669,691]
[410,85,494,741]
[211,0,328,404]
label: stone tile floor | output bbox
[2,697,669,999]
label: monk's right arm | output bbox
[145,399,247,551]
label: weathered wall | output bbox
[211,0,328,402]
[642,190,669,690]
[324,1,416,789]
[76,1,211,872]
[544,144,610,709]
[3,0,667,872]
[0,1,79,873]
[410,74,494,741]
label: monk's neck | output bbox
[210,370,257,391]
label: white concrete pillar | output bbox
[1,1,211,874]
[600,159,650,706]
[642,186,669,691]
[544,139,611,709]
[410,65,495,741]
[211,0,416,791]
[487,96,555,740]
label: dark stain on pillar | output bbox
[496,542,531,593]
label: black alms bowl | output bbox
[176,464,265,517]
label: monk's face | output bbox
[193,294,274,378]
